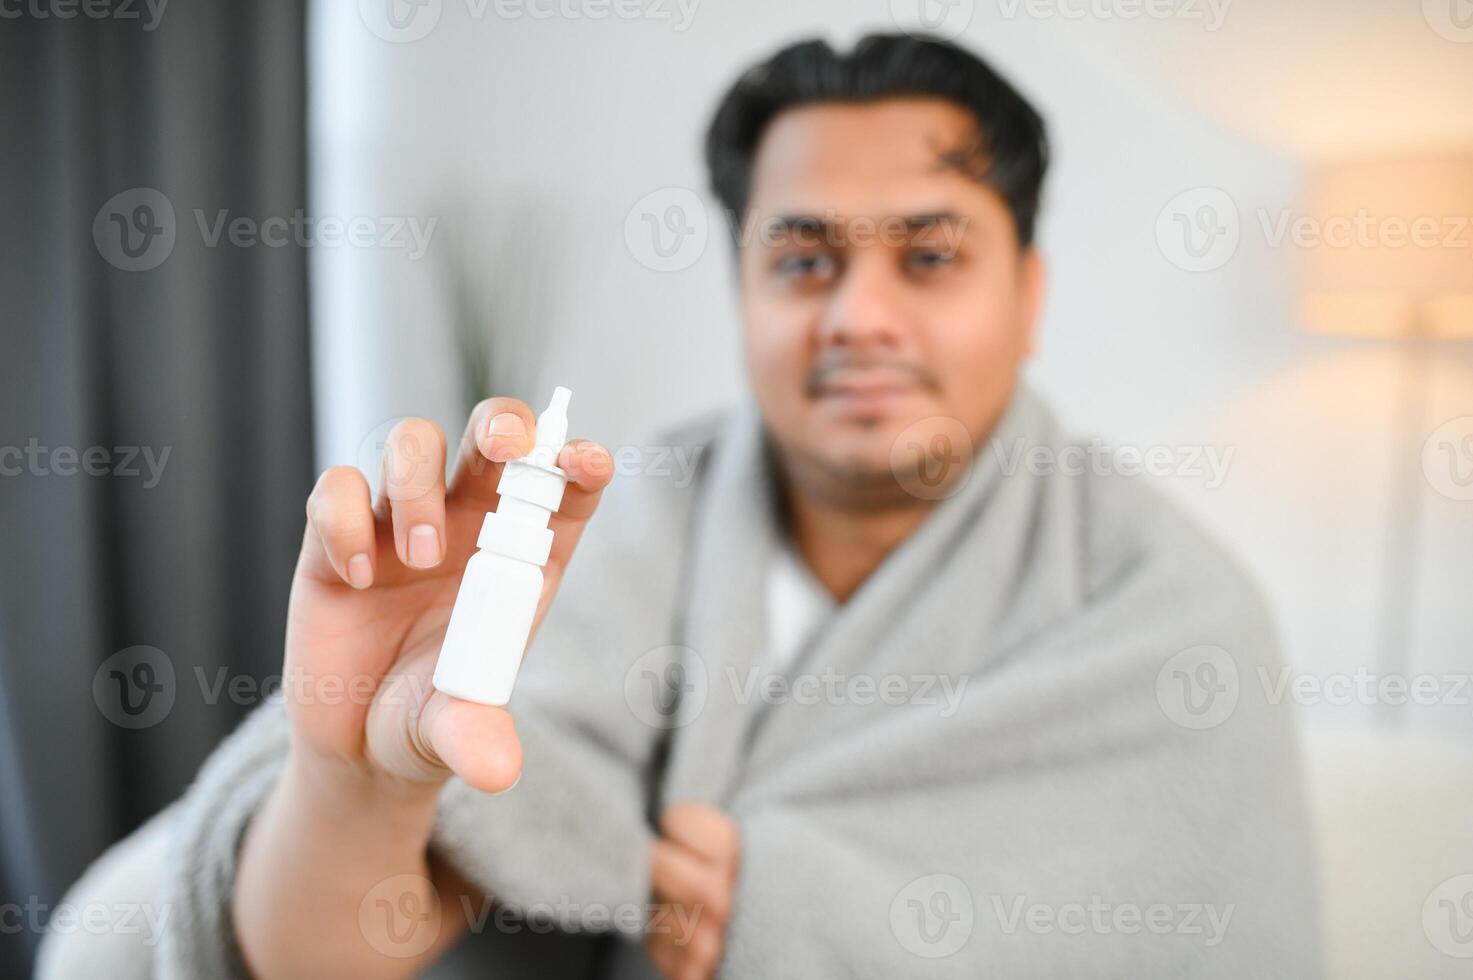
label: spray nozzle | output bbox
[532,386,572,460]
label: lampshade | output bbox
[1297,154,1473,339]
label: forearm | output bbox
[232,751,467,980]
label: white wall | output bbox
[308,0,1473,736]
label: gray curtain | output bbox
[0,3,312,974]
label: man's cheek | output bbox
[757,352,809,405]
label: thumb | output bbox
[365,653,524,794]
[420,691,523,794]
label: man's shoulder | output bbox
[1068,446,1277,649]
[1006,390,1273,645]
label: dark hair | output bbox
[704,33,1050,247]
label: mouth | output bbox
[811,368,926,418]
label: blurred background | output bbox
[2,0,1472,976]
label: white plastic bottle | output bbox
[433,387,572,706]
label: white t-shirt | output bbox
[763,542,836,675]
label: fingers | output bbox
[660,802,741,877]
[448,397,615,508]
[447,395,614,577]
[647,803,740,980]
[376,418,449,570]
[301,400,614,592]
[545,439,616,568]
[448,397,538,504]
[303,466,377,589]
[650,840,734,924]
[648,839,731,980]
[646,883,725,980]
[554,439,616,518]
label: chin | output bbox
[811,409,900,450]
[828,406,982,499]
[786,425,907,497]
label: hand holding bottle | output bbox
[233,395,614,979]
[286,392,612,796]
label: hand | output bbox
[286,397,614,800]
[647,803,741,980]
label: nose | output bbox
[817,254,906,351]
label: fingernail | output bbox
[493,772,522,796]
[586,446,614,477]
[347,553,373,589]
[487,413,527,461]
[408,525,441,568]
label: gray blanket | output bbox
[38,387,1323,978]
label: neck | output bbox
[780,477,935,603]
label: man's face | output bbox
[738,98,1044,507]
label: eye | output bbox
[905,248,955,274]
[775,252,839,282]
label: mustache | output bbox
[803,356,942,397]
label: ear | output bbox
[1016,246,1046,359]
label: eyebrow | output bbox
[762,214,835,239]
[758,211,966,242]
[897,212,965,229]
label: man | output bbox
[39,34,1321,979]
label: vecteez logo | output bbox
[0,0,169,30]
[93,189,439,272]
[890,0,975,40]
[890,873,974,957]
[93,188,177,272]
[623,187,710,272]
[1156,187,1241,272]
[92,646,176,729]
[1422,0,1473,43]
[359,0,443,42]
[624,645,708,729]
[1155,645,1239,729]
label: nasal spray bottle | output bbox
[433,387,572,705]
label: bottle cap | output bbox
[525,386,571,468]
[484,387,574,566]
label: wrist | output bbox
[282,746,444,842]
[234,749,451,980]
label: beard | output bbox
[769,432,930,513]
